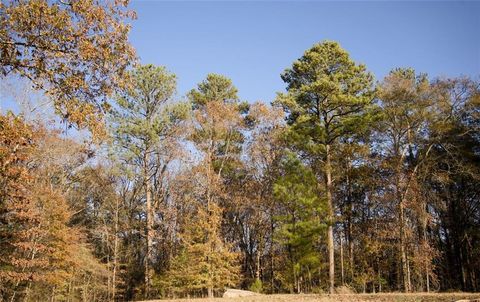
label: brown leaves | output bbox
[0,113,96,299]
[1,0,136,138]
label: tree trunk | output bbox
[293,264,298,294]
[22,282,32,302]
[50,286,56,302]
[395,156,409,293]
[422,217,430,293]
[255,247,261,281]
[113,197,120,300]
[144,151,153,298]
[425,261,430,292]
[270,209,275,294]
[378,269,382,293]
[346,166,354,282]
[348,213,354,283]
[399,199,409,292]
[340,234,345,286]
[325,144,335,294]
[207,149,214,299]
[406,254,412,291]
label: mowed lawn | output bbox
[140,293,480,302]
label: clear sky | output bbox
[129,0,480,104]
[1,1,479,113]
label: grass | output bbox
[140,293,480,302]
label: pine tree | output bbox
[277,41,375,293]
[167,74,246,298]
[111,64,188,298]
[273,153,326,293]
[159,199,239,298]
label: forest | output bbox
[0,1,479,301]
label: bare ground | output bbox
[140,293,480,302]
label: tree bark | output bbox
[207,148,214,299]
[395,145,409,293]
[378,269,382,293]
[144,151,153,298]
[346,163,354,282]
[422,210,430,293]
[399,198,409,292]
[113,196,120,300]
[270,212,275,294]
[255,246,261,281]
[325,144,335,294]
[340,234,345,286]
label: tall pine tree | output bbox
[277,41,375,293]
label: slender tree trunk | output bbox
[460,248,467,291]
[466,242,476,291]
[378,269,382,293]
[207,149,214,299]
[107,255,111,300]
[406,254,412,291]
[308,268,313,293]
[50,286,56,302]
[422,217,430,293]
[10,236,40,302]
[325,144,335,294]
[144,151,153,298]
[425,261,430,293]
[22,282,32,302]
[340,234,345,286]
[348,211,354,282]
[399,199,409,292]
[270,214,275,294]
[293,264,298,294]
[82,274,88,302]
[112,197,120,301]
[255,247,261,281]
[346,165,354,282]
[395,155,409,293]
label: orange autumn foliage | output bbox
[0,113,105,301]
[0,0,136,137]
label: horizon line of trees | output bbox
[1,2,479,301]
[2,42,479,301]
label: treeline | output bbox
[1,42,479,301]
[1,2,479,301]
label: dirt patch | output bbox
[223,289,261,298]
[335,286,356,295]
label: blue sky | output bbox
[129,0,480,104]
[1,1,479,113]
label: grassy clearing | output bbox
[140,293,480,302]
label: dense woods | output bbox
[1,1,479,301]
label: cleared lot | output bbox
[140,293,480,302]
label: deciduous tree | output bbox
[0,0,136,135]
